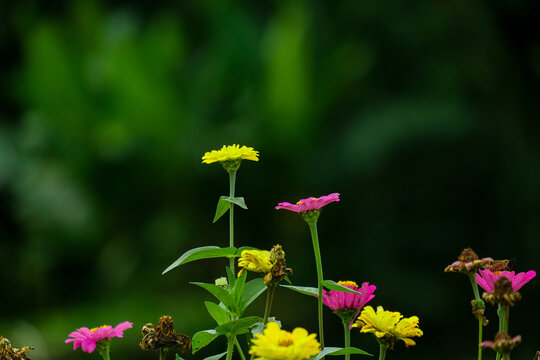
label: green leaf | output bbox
[226,266,236,288]
[322,280,361,294]
[215,316,263,336]
[231,270,247,305]
[203,352,228,360]
[175,354,185,360]
[283,276,292,284]
[192,330,219,353]
[213,196,232,223]
[280,285,318,297]
[240,278,267,312]
[191,282,238,314]
[205,301,229,326]
[223,196,248,209]
[310,347,372,360]
[163,246,239,274]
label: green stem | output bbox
[99,351,111,360]
[229,170,237,271]
[263,284,276,325]
[234,337,247,360]
[496,305,504,360]
[378,343,387,360]
[467,273,483,360]
[343,320,351,360]
[308,222,325,349]
[159,349,167,360]
[226,336,234,360]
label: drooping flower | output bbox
[480,332,521,354]
[202,145,259,172]
[249,322,320,360]
[238,245,292,285]
[482,276,522,306]
[322,281,376,326]
[140,316,191,354]
[476,269,536,293]
[65,321,133,354]
[238,249,273,277]
[444,248,494,273]
[0,336,33,360]
[354,306,422,349]
[275,193,340,213]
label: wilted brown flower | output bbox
[480,332,521,354]
[0,336,33,360]
[444,248,494,273]
[264,244,292,285]
[139,316,191,354]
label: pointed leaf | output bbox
[215,316,263,336]
[175,355,185,360]
[205,301,229,326]
[192,330,219,353]
[310,347,372,360]
[322,280,361,294]
[232,270,247,305]
[203,352,228,360]
[280,285,318,297]
[163,246,239,274]
[224,196,248,209]
[191,282,238,313]
[240,278,267,312]
[213,196,232,223]
[226,266,236,288]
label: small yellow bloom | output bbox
[238,250,273,277]
[354,306,423,349]
[250,322,320,360]
[202,144,259,164]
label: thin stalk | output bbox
[226,336,234,360]
[343,320,351,360]
[229,170,237,271]
[308,222,325,349]
[378,343,387,360]
[159,349,167,360]
[496,305,504,360]
[99,352,111,360]
[263,285,276,325]
[234,337,247,360]
[467,273,483,360]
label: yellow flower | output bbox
[250,322,320,360]
[238,250,273,277]
[354,306,423,349]
[202,145,259,164]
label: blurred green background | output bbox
[1,0,539,359]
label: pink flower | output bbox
[322,281,376,326]
[476,269,536,293]
[275,193,340,213]
[65,321,133,353]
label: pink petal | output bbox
[511,270,536,291]
[114,321,134,337]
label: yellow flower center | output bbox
[90,325,109,333]
[338,280,358,288]
[278,335,294,347]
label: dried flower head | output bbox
[444,248,494,273]
[0,336,33,360]
[476,269,536,293]
[266,244,292,285]
[140,316,191,354]
[480,332,521,354]
[238,245,292,285]
[482,276,522,306]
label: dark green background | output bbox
[1,0,539,359]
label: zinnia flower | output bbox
[202,145,259,172]
[322,281,376,326]
[275,193,340,213]
[65,321,133,353]
[476,269,536,293]
[444,248,494,273]
[354,306,422,349]
[249,322,320,360]
[480,332,521,354]
[238,249,273,277]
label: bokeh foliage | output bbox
[1,0,539,359]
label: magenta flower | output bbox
[322,281,376,326]
[476,269,536,293]
[275,193,340,213]
[65,321,133,353]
